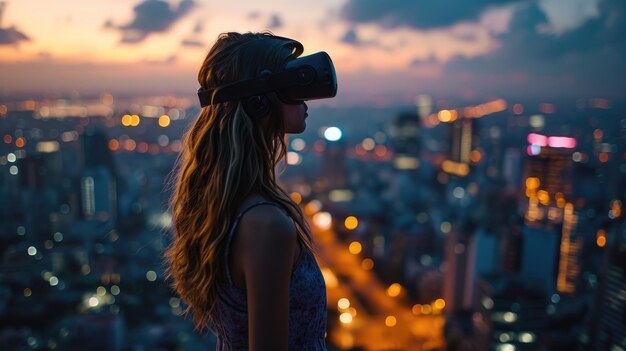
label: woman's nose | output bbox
[303,102,308,112]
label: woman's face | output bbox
[280,101,308,134]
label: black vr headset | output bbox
[197,43,337,117]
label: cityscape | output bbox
[0,93,624,350]
[1,0,626,350]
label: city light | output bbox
[324,127,342,141]
[386,283,402,297]
[597,229,607,248]
[496,343,515,351]
[339,312,353,324]
[146,271,157,282]
[527,133,576,149]
[88,297,99,307]
[158,115,171,127]
[338,298,350,310]
[344,216,358,230]
[518,332,535,343]
[385,316,397,327]
[287,152,302,165]
[320,268,338,289]
[49,277,59,286]
[291,138,306,151]
[312,212,332,230]
[289,192,302,204]
[361,258,374,270]
[348,241,362,255]
[304,200,322,216]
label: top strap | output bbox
[224,201,289,287]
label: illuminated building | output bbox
[80,129,117,221]
[578,221,626,350]
[521,134,580,294]
[523,133,576,228]
[555,203,583,295]
[440,117,475,177]
[391,112,420,171]
[472,273,546,351]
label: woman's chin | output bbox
[286,123,306,134]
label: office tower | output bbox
[524,133,576,228]
[441,116,478,177]
[556,203,583,295]
[463,228,499,308]
[80,129,117,221]
[391,112,420,171]
[502,148,522,192]
[519,225,560,294]
[473,273,547,351]
[590,221,626,350]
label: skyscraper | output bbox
[80,129,117,222]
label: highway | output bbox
[309,214,446,351]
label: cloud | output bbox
[106,0,195,44]
[444,0,626,97]
[410,55,438,67]
[340,0,523,29]
[142,55,177,64]
[192,20,202,34]
[248,11,261,20]
[181,20,204,47]
[268,14,283,29]
[181,38,204,47]
[0,1,30,45]
[0,26,29,45]
[340,28,383,48]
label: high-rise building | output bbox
[80,129,117,221]
[556,203,583,295]
[584,220,626,350]
[391,112,420,171]
[519,225,560,294]
[472,273,547,351]
[523,133,576,228]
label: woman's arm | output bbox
[237,204,298,351]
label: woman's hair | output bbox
[163,32,315,333]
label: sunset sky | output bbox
[1,0,624,105]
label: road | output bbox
[309,217,446,351]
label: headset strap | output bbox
[197,66,314,107]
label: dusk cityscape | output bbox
[1,0,625,351]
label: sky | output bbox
[0,0,624,105]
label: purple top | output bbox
[211,201,328,350]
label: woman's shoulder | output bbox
[236,196,295,242]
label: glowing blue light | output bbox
[324,127,342,141]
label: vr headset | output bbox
[197,50,337,109]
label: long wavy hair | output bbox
[163,32,316,333]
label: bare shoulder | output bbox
[237,203,297,248]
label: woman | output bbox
[164,32,332,350]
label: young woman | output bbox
[164,32,332,350]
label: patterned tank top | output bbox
[211,201,328,350]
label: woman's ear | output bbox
[242,95,272,119]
